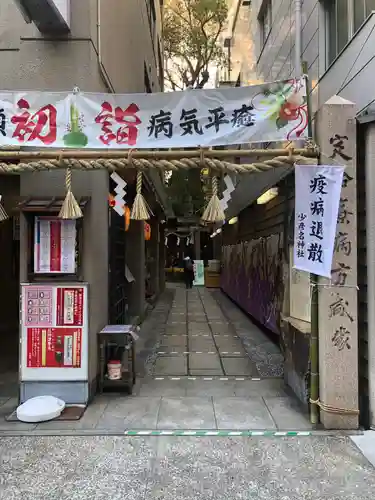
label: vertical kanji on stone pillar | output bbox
[317,95,358,429]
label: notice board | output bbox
[20,283,88,382]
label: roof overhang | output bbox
[357,105,375,124]
[224,164,293,220]
[14,0,71,34]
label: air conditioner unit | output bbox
[15,0,71,34]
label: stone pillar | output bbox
[317,96,358,429]
[149,217,160,296]
[194,229,201,260]
[126,220,145,318]
[159,224,166,292]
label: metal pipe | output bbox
[301,61,319,426]
[295,0,302,77]
[365,124,375,428]
[97,0,115,92]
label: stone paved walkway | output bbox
[0,285,312,434]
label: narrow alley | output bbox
[132,285,310,433]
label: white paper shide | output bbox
[294,165,345,278]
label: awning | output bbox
[224,165,293,220]
[16,196,90,212]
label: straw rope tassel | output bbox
[59,168,83,219]
[201,176,225,223]
[0,195,8,222]
[131,170,150,220]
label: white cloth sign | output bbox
[0,79,308,149]
[294,165,345,278]
[34,217,76,274]
[193,260,205,286]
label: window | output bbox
[355,0,375,31]
[325,0,375,65]
[157,40,163,90]
[144,63,152,93]
[326,0,348,64]
[258,0,272,47]
[146,0,156,41]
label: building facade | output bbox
[0,0,168,404]
[249,0,375,112]
[219,0,375,428]
[2,0,163,93]
[249,0,375,428]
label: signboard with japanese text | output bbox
[0,79,308,149]
[193,260,205,286]
[20,283,88,381]
[26,327,82,368]
[56,287,84,326]
[293,165,344,278]
[34,217,76,274]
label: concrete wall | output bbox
[0,0,163,93]
[19,170,109,387]
[250,0,321,84]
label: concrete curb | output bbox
[0,429,364,437]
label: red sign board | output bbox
[27,327,82,368]
[56,287,84,326]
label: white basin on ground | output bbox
[16,396,66,423]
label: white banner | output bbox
[294,165,345,278]
[193,260,205,286]
[0,79,308,149]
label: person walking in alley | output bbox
[183,256,195,289]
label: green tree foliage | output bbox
[167,169,204,216]
[163,0,228,90]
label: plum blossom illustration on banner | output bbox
[251,79,308,140]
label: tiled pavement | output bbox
[0,284,311,433]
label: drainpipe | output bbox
[97,0,115,92]
[365,124,375,428]
[294,0,302,77]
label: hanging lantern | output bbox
[110,194,131,232]
[144,222,151,241]
[108,194,116,209]
[125,205,130,231]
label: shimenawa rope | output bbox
[0,154,317,175]
[310,398,359,415]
